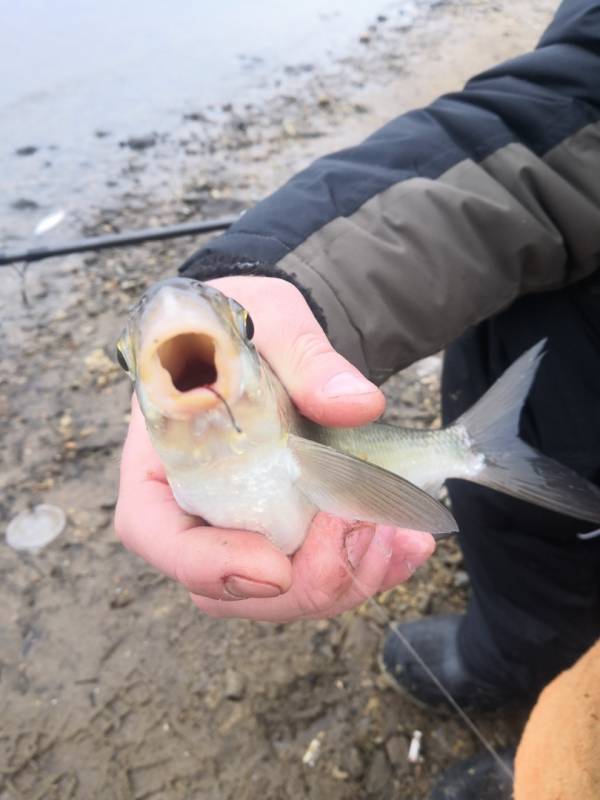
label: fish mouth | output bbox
[136,282,243,419]
[157,332,218,392]
[141,326,240,419]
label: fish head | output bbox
[117,277,281,465]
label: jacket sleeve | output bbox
[180,0,600,383]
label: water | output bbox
[0,0,420,243]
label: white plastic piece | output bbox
[302,732,324,767]
[34,209,66,236]
[408,730,422,763]
[6,504,66,551]
[578,528,600,541]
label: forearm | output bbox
[181,0,600,382]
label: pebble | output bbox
[15,145,38,156]
[385,735,409,767]
[365,750,392,794]
[110,586,134,609]
[341,746,364,779]
[223,668,245,700]
[12,198,39,211]
[122,135,157,151]
[331,765,349,781]
[183,111,210,122]
[453,570,470,588]
[342,616,379,658]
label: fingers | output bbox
[295,523,435,616]
[341,525,398,607]
[289,515,374,614]
[115,400,293,601]
[210,276,385,427]
[118,483,293,601]
[187,518,436,622]
[379,529,436,592]
[188,513,368,622]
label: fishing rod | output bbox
[0,214,239,267]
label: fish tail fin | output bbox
[454,340,600,524]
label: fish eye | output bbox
[244,312,255,341]
[116,347,129,372]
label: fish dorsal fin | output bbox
[288,434,457,536]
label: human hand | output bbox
[115,276,436,621]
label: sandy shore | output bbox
[0,2,557,798]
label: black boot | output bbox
[382,614,521,713]
[430,748,515,800]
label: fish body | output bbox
[307,422,482,497]
[118,278,600,553]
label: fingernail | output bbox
[345,526,374,569]
[223,575,283,600]
[397,530,435,558]
[322,371,379,398]
[373,525,396,558]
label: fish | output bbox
[116,277,600,554]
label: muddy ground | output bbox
[1,2,556,798]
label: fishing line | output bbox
[335,550,515,782]
[206,387,243,434]
[10,261,31,306]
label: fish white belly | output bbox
[166,443,317,554]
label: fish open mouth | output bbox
[157,333,217,392]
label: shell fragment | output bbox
[6,504,66,551]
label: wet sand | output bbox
[0,2,556,798]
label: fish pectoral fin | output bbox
[288,435,457,536]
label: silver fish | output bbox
[117,278,600,553]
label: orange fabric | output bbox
[514,638,600,800]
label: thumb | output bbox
[212,276,385,427]
[282,328,385,427]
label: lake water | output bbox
[1,0,423,243]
